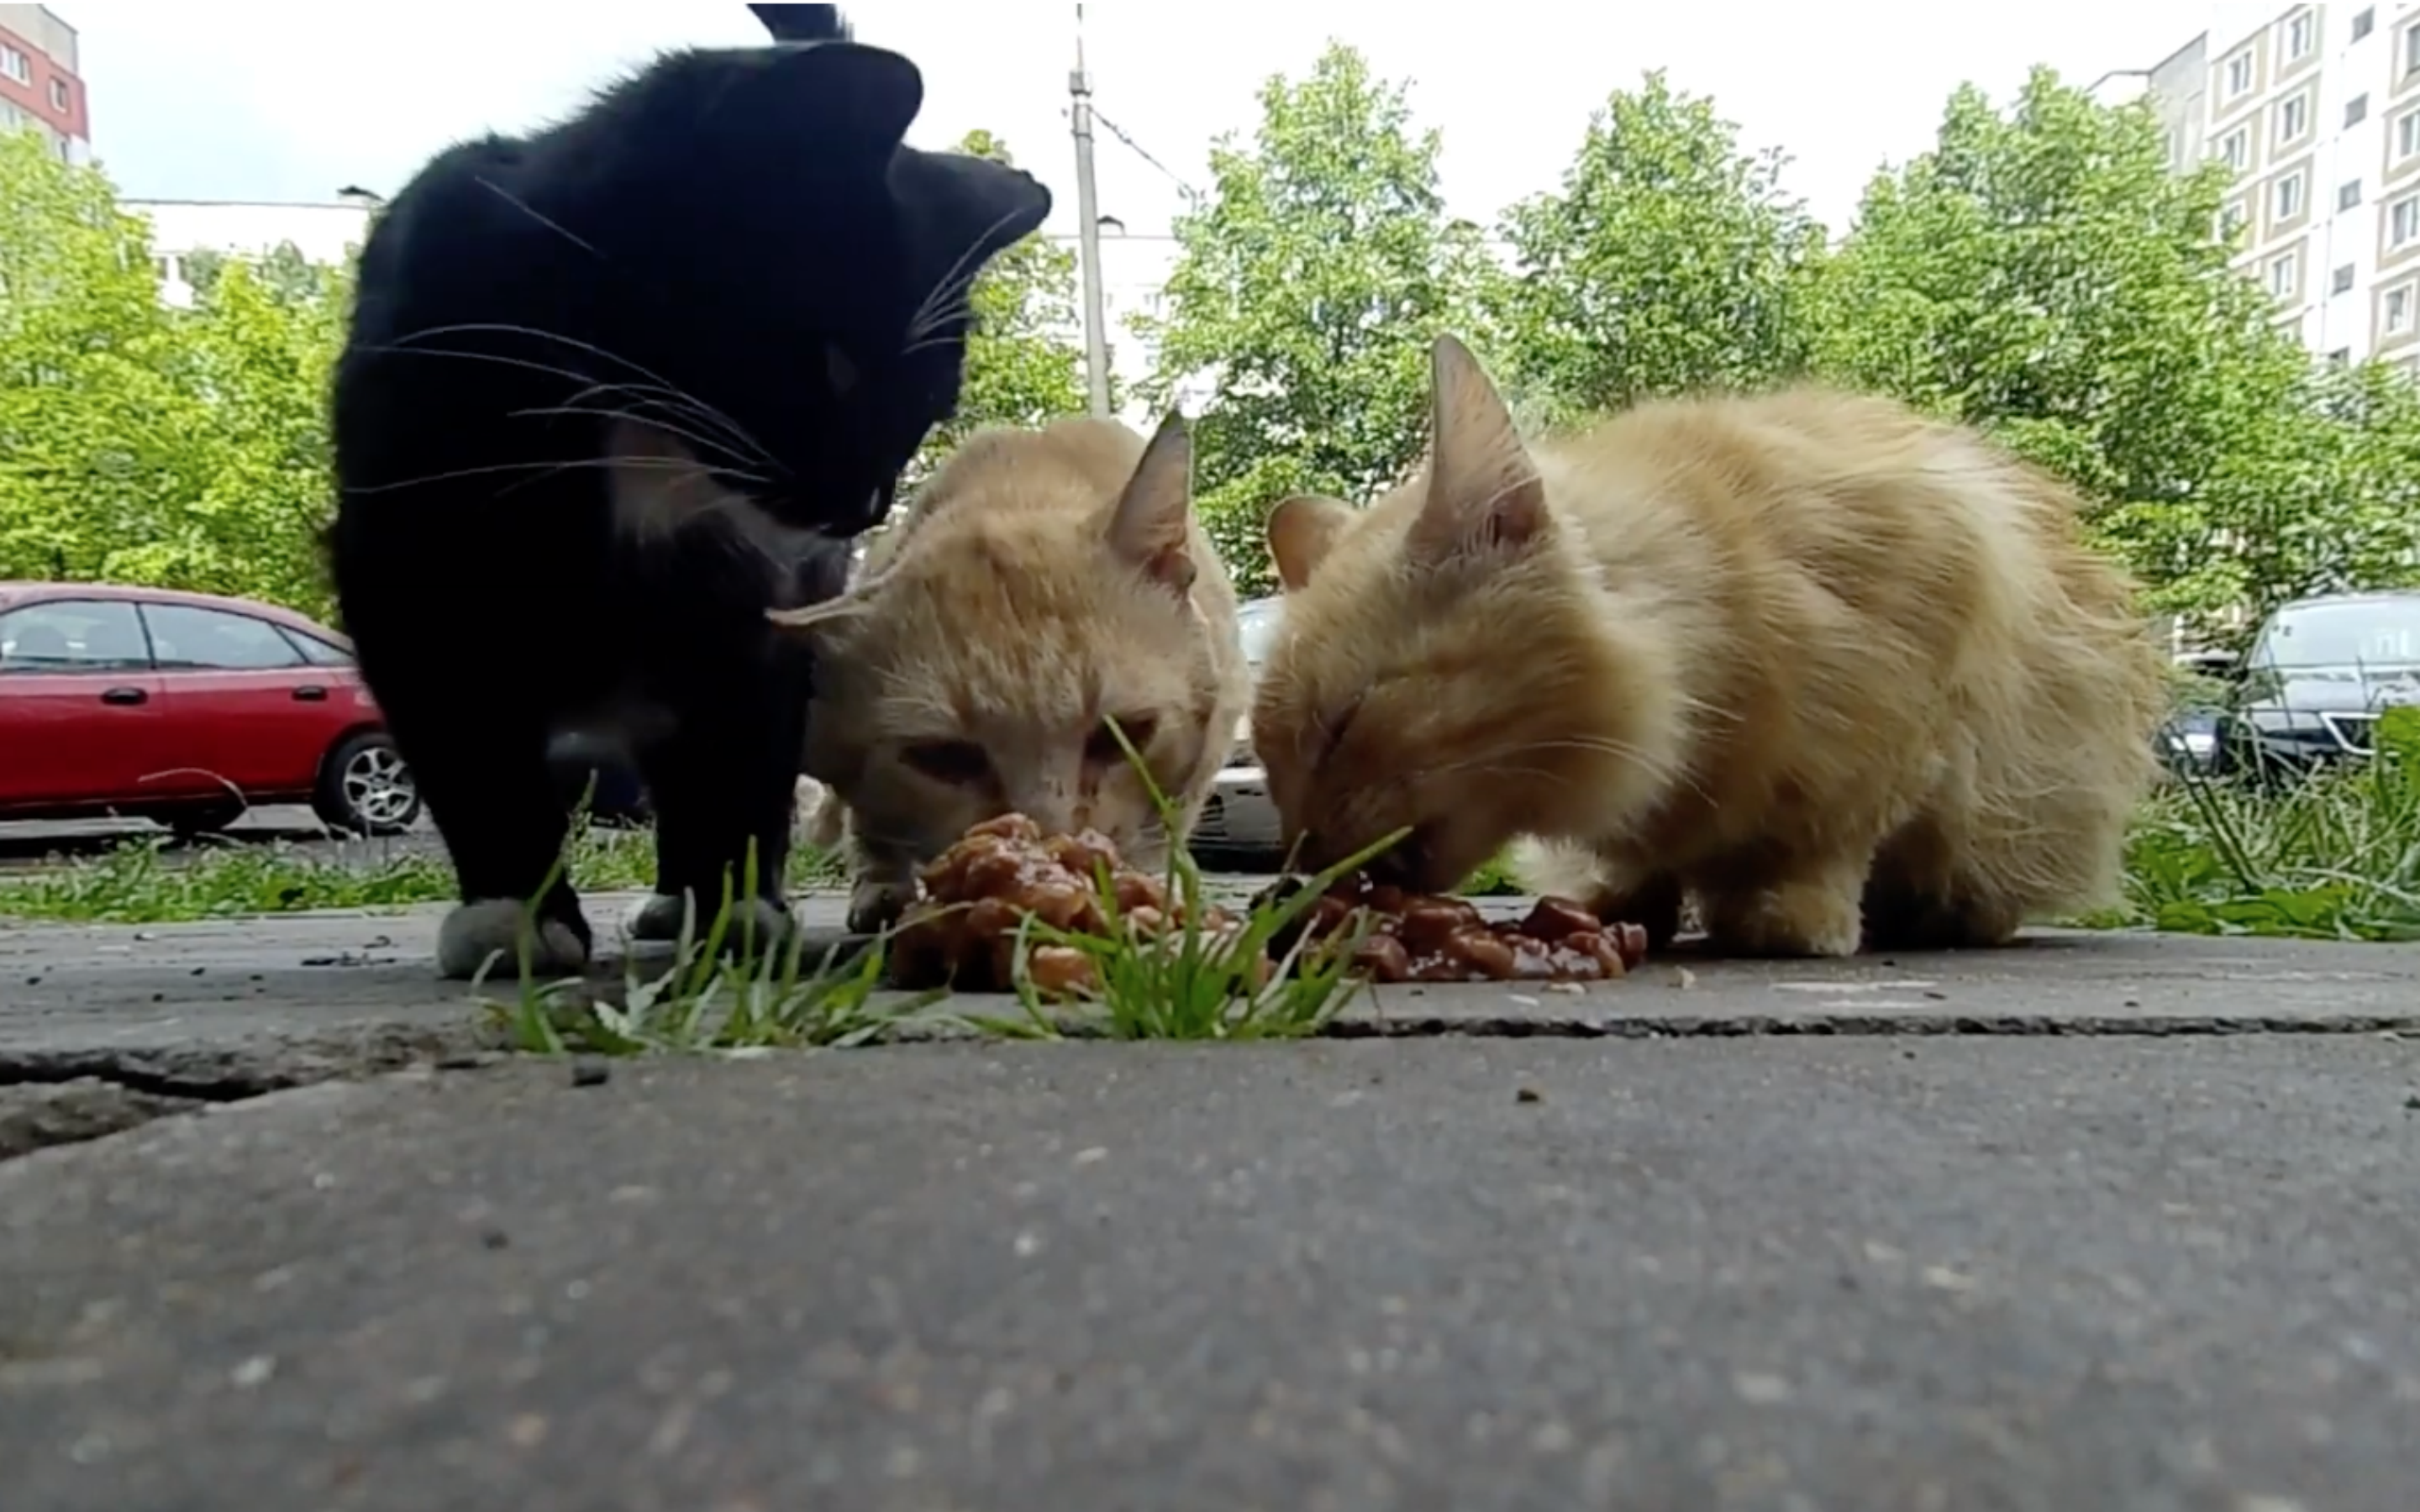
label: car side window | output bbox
[142,604,308,672]
[0,601,154,675]
[281,629,355,668]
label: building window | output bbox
[2288,9,2318,60]
[2406,21,2420,76]
[2275,171,2306,222]
[2388,285,2414,332]
[2355,8,2377,42]
[2221,199,2250,240]
[2270,252,2300,299]
[2395,194,2420,249]
[2220,126,2250,172]
[2334,263,2358,294]
[2329,347,2353,366]
[48,77,67,111]
[2399,108,2420,161]
[2225,48,2255,99]
[2344,180,2365,211]
[0,45,29,85]
[2349,93,2370,129]
[2275,92,2311,147]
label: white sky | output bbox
[78,0,2226,241]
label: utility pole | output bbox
[1068,4,1114,417]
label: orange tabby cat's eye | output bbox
[903,740,992,786]
[1086,716,1158,766]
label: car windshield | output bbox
[1238,600,1285,669]
[2257,600,2420,669]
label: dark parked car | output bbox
[2213,591,2420,779]
[0,581,422,836]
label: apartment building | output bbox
[0,3,87,165]
[118,197,381,308]
[2127,3,2420,372]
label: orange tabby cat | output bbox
[770,413,1249,934]
[1251,333,2167,958]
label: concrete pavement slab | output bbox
[8,900,2419,1077]
[2,1037,2416,1511]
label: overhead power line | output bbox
[1090,108,1200,199]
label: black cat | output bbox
[327,10,1051,979]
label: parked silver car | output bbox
[1191,596,1286,858]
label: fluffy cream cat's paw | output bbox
[626,892,795,951]
[847,877,918,936]
[437,900,591,981]
[1702,878,1865,960]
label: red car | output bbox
[0,581,422,837]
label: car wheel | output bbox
[314,732,422,836]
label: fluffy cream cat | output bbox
[771,414,1249,934]
[1250,333,2168,958]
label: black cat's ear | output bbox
[750,3,852,43]
[758,39,924,160]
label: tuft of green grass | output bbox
[2110,706,2420,942]
[484,843,940,1058]
[957,717,1410,1042]
[1458,856,1523,897]
[0,824,843,926]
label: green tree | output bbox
[157,253,355,617]
[0,129,214,583]
[1132,43,1499,595]
[1802,67,2403,633]
[910,129,1089,481]
[1494,70,1825,421]
[0,129,355,612]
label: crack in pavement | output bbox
[0,1024,504,1162]
[5,1002,2415,1164]
[1322,1011,2420,1040]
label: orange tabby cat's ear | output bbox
[1107,410,1197,595]
[1413,333,1549,563]
[1267,494,1355,591]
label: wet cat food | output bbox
[1263,875,1652,984]
[887,814,1239,995]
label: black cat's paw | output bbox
[438,900,592,982]
[628,892,796,953]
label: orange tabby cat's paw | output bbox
[1701,878,1864,960]
[848,877,918,937]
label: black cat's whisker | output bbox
[364,348,761,463]
[548,379,775,468]
[383,323,778,475]
[509,403,755,471]
[341,455,745,497]
[900,325,975,361]
[905,201,1038,342]
[906,287,976,347]
[474,176,603,260]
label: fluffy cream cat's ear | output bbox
[1107,410,1197,595]
[1411,333,1549,564]
[1267,494,1355,591]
